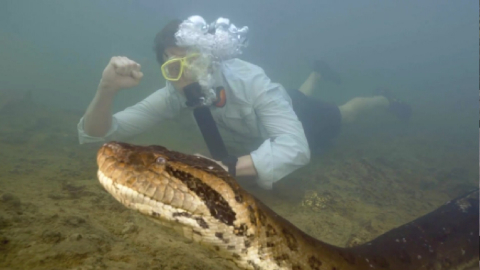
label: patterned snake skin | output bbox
[96,142,478,270]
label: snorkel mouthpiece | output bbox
[184,82,205,108]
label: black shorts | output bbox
[286,89,342,154]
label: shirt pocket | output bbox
[222,103,259,138]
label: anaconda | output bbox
[96,141,479,270]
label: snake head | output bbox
[96,141,252,234]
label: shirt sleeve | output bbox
[77,86,184,144]
[244,65,311,189]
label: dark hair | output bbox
[153,19,182,65]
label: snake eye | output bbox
[156,157,166,164]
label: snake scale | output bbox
[96,142,478,270]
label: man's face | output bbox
[163,46,197,92]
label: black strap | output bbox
[193,107,228,160]
[185,82,238,175]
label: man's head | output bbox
[153,16,246,105]
[154,20,213,93]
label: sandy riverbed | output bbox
[0,97,477,269]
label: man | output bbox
[78,17,411,190]
[78,18,310,190]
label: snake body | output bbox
[96,142,478,270]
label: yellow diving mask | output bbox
[161,53,200,81]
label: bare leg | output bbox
[299,72,321,96]
[339,96,389,124]
[297,67,410,124]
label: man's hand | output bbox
[100,56,144,93]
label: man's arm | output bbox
[220,59,310,189]
[81,56,143,138]
[78,85,184,144]
[78,56,184,144]
[250,89,310,189]
[83,82,117,137]
[249,71,310,189]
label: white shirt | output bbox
[77,58,310,189]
